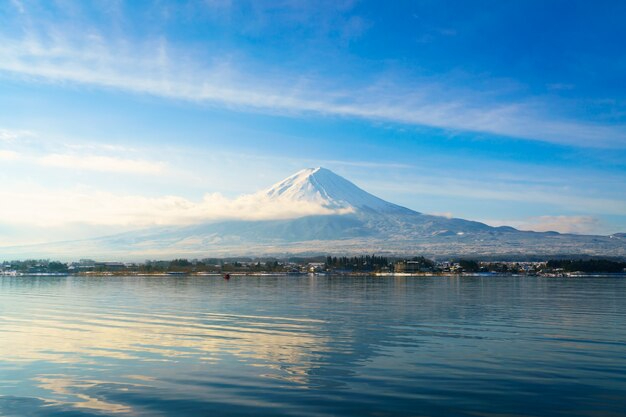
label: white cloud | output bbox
[0,150,20,160]
[62,142,137,153]
[0,186,352,229]
[320,160,413,169]
[429,212,453,218]
[38,153,166,174]
[486,216,603,235]
[0,21,624,148]
[0,128,35,142]
[368,176,626,216]
[0,128,164,175]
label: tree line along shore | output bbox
[1,256,626,276]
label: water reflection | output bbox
[1,275,625,417]
[35,375,134,413]
[0,303,330,385]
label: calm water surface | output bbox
[1,275,625,416]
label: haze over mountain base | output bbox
[3,168,625,260]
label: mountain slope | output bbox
[262,167,413,214]
[2,168,625,260]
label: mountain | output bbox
[262,167,410,214]
[3,168,626,260]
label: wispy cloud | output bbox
[0,129,169,175]
[0,149,20,161]
[486,215,603,235]
[38,153,166,175]
[367,176,626,216]
[0,8,624,148]
[319,160,413,169]
[0,128,35,142]
[63,143,137,153]
[428,211,454,218]
[0,186,351,229]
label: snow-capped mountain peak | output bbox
[263,167,411,213]
[4,167,626,260]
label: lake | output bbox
[1,275,625,416]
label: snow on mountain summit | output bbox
[6,167,626,259]
[263,167,411,213]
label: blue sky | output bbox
[0,0,625,244]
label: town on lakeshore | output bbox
[2,256,625,277]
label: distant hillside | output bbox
[2,168,625,260]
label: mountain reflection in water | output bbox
[1,275,625,416]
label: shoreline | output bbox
[2,271,625,278]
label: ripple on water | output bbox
[1,275,625,416]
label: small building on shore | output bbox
[395,261,431,273]
[94,262,126,272]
